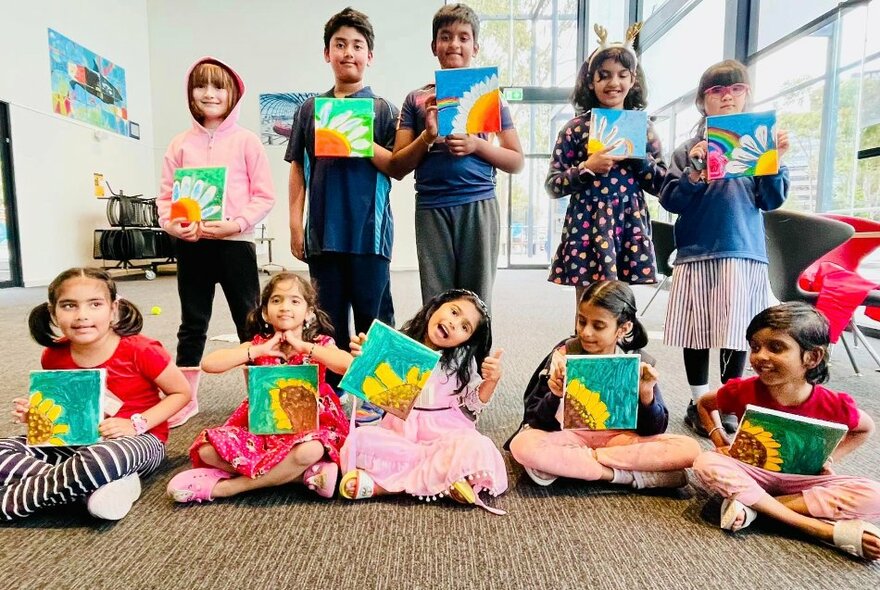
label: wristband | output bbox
[419,131,434,149]
[578,164,595,180]
[130,413,148,435]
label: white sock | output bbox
[690,384,709,403]
[611,468,634,486]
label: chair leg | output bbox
[850,320,880,370]
[838,332,862,376]
[640,276,669,317]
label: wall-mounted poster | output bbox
[48,29,128,136]
[259,92,318,145]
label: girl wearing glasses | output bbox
[659,59,791,438]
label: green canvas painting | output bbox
[563,355,640,430]
[339,321,441,420]
[247,365,320,435]
[314,97,374,158]
[28,369,105,446]
[729,404,848,475]
[171,166,227,222]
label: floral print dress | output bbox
[189,334,349,478]
[545,110,666,286]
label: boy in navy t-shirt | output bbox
[286,7,399,357]
[389,3,524,310]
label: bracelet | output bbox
[246,345,253,363]
[419,131,434,149]
[308,343,317,357]
[130,413,148,435]
[578,164,595,179]
[707,426,723,438]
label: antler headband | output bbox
[588,22,643,69]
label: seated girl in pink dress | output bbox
[167,273,352,503]
[339,289,507,513]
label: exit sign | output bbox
[503,87,524,101]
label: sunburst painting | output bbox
[729,405,847,475]
[314,97,374,157]
[435,66,502,136]
[171,167,227,222]
[339,321,441,420]
[588,108,647,158]
[28,369,105,446]
[707,111,778,180]
[563,355,640,430]
[247,365,320,435]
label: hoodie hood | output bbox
[185,56,245,134]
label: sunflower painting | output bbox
[171,167,227,222]
[27,369,105,446]
[563,355,640,430]
[339,320,441,420]
[706,111,778,180]
[435,66,502,137]
[588,108,647,158]
[314,97,374,157]
[728,405,848,475]
[247,365,320,435]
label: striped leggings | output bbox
[0,434,165,521]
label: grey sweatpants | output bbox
[415,197,499,310]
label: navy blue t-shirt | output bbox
[398,84,515,210]
[285,87,399,260]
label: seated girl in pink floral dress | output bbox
[167,273,352,502]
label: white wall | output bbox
[147,0,443,271]
[2,1,156,286]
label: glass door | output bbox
[0,102,23,287]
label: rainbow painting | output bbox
[171,167,227,222]
[314,97,375,158]
[588,108,647,158]
[435,66,502,136]
[707,111,778,180]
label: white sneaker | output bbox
[523,466,558,487]
[631,469,687,490]
[87,473,142,520]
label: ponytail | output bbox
[28,302,60,348]
[113,299,143,337]
[620,316,648,352]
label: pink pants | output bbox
[693,450,880,521]
[509,426,702,481]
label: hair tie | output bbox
[589,22,642,69]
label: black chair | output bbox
[641,219,675,316]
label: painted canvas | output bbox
[171,167,227,222]
[563,355,640,430]
[247,365,320,435]
[435,66,502,136]
[729,404,847,475]
[259,92,318,145]
[339,321,441,420]
[28,369,105,446]
[48,29,128,136]
[707,111,778,180]
[314,97,374,157]
[588,109,648,158]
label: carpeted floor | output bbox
[0,269,878,589]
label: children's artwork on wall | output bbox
[563,355,640,430]
[247,365,320,435]
[48,29,128,136]
[28,369,105,446]
[339,321,441,420]
[435,66,502,136]
[706,111,778,180]
[314,97,374,157]
[259,92,318,145]
[171,167,227,222]
[588,108,648,158]
[729,405,847,475]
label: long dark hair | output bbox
[572,47,648,115]
[693,59,750,137]
[400,289,492,393]
[244,272,334,343]
[28,267,143,348]
[746,302,830,385]
[579,280,647,352]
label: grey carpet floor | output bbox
[0,269,878,589]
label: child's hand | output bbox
[688,140,708,182]
[349,333,367,357]
[583,144,622,175]
[446,134,480,157]
[481,349,504,383]
[819,460,835,475]
[251,332,288,361]
[638,362,658,404]
[777,129,790,160]
[11,397,29,424]
[282,330,310,355]
[99,417,136,439]
[548,348,566,397]
[200,220,241,239]
[166,219,200,242]
[424,94,439,143]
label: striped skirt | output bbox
[663,258,769,351]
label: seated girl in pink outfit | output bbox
[506,280,700,489]
[338,289,507,513]
[167,273,352,502]
[694,302,880,561]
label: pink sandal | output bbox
[303,461,339,499]
[167,468,233,503]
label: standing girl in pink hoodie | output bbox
[157,58,275,426]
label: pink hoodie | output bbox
[157,57,275,239]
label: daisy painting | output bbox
[339,320,441,420]
[707,111,779,180]
[28,369,105,446]
[588,108,647,158]
[563,355,640,430]
[171,167,227,222]
[314,97,374,158]
[247,365,320,435]
[435,66,502,137]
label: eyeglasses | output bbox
[704,83,750,97]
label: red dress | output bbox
[188,334,349,478]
